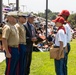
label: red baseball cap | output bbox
[52,17,65,24]
[58,10,70,16]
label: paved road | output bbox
[0,52,5,63]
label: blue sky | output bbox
[3,0,76,13]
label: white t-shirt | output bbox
[55,29,67,47]
[63,23,71,43]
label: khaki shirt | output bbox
[2,23,19,47]
[16,23,26,45]
[0,27,2,40]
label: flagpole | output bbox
[16,0,19,11]
[0,0,2,24]
[46,0,48,39]
[8,0,9,5]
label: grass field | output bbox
[0,39,76,75]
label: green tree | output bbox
[68,13,76,27]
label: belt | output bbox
[54,46,65,49]
[63,47,65,49]
[9,45,18,48]
[54,46,59,48]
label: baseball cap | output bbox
[52,17,65,24]
[58,10,70,16]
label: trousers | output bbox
[25,44,33,75]
[5,47,19,75]
[19,44,26,75]
[63,43,71,75]
[55,58,64,75]
[54,48,66,75]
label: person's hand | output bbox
[56,49,63,60]
[31,37,37,42]
[56,55,61,60]
[65,46,68,53]
[6,52,11,58]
